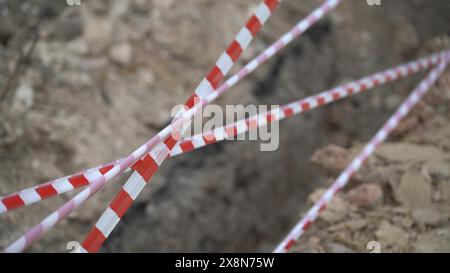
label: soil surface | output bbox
[0,0,449,252]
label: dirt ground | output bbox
[0,0,449,252]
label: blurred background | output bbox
[0,0,450,252]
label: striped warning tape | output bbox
[0,0,341,215]
[82,48,448,253]
[0,46,446,218]
[81,0,345,253]
[80,0,286,254]
[2,47,446,252]
[2,0,440,252]
[3,0,283,253]
[170,50,450,156]
[273,53,450,253]
[0,159,122,214]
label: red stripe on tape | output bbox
[360,82,367,91]
[180,141,195,152]
[301,102,310,111]
[266,113,275,123]
[347,87,355,96]
[332,91,340,100]
[206,66,224,89]
[99,165,114,175]
[265,0,279,12]
[203,134,216,145]
[2,195,25,210]
[68,174,89,188]
[35,184,58,199]
[303,220,312,231]
[285,239,297,251]
[164,135,178,148]
[226,126,238,137]
[110,189,133,218]
[185,94,198,109]
[317,96,325,106]
[283,108,294,117]
[318,203,327,213]
[136,155,158,181]
[226,40,243,62]
[246,119,258,129]
[246,15,262,37]
[82,226,106,253]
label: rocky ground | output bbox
[291,70,450,253]
[0,0,449,252]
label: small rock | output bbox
[439,181,450,203]
[394,171,431,210]
[82,12,112,53]
[86,0,110,15]
[347,183,383,208]
[375,221,409,248]
[376,143,445,163]
[138,68,155,86]
[325,242,354,253]
[12,81,34,111]
[309,188,349,223]
[391,116,419,137]
[51,9,83,41]
[306,236,323,252]
[425,160,450,178]
[109,42,133,66]
[67,39,89,55]
[413,226,450,253]
[345,218,368,231]
[412,208,443,226]
[130,0,152,14]
[311,144,351,174]
[391,16,419,56]
[401,217,414,229]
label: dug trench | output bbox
[0,0,449,252]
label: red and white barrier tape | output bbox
[81,0,287,254]
[273,53,450,253]
[2,47,445,251]
[171,50,450,156]
[81,48,448,253]
[0,159,122,214]
[0,0,341,215]
[3,0,282,253]
[5,0,441,253]
[81,0,346,253]
[2,47,444,216]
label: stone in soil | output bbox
[411,208,444,226]
[375,221,409,249]
[346,183,383,208]
[310,144,351,175]
[309,188,350,224]
[376,143,446,163]
[413,226,450,253]
[394,170,431,210]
